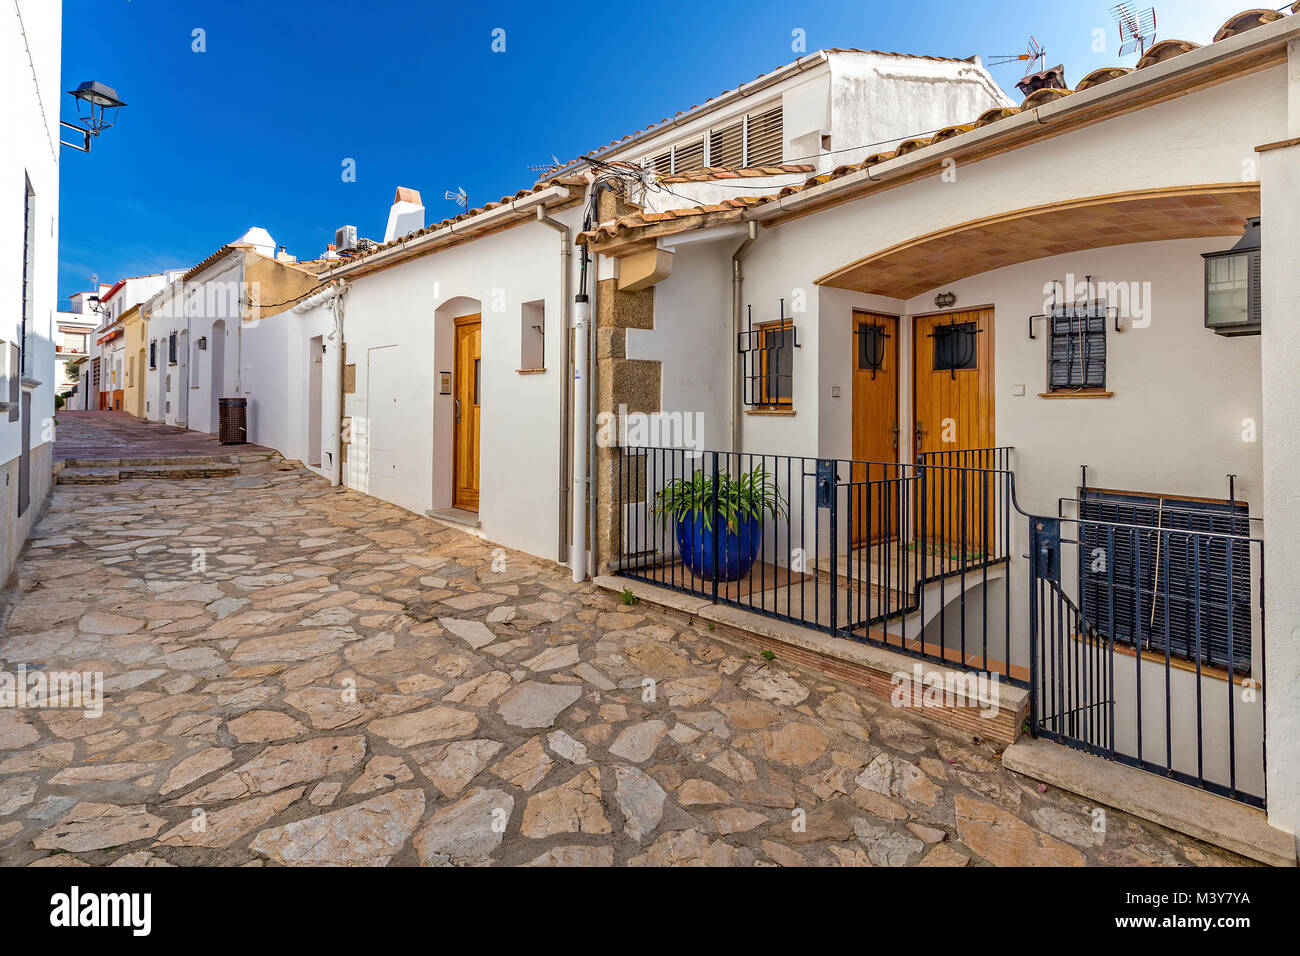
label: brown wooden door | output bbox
[851,311,899,544]
[453,315,482,512]
[913,308,995,556]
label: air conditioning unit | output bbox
[335,225,358,253]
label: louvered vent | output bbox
[1079,490,1252,674]
[709,121,743,167]
[674,138,705,174]
[746,105,783,166]
[650,151,672,175]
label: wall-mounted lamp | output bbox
[60,81,127,153]
[1203,217,1261,337]
[934,291,957,308]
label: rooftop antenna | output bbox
[987,36,1046,75]
[444,186,468,210]
[1110,3,1157,57]
[527,154,564,175]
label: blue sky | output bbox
[58,0,1261,299]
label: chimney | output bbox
[1016,64,1068,98]
[384,186,425,243]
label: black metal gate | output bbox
[1027,510,1266,808]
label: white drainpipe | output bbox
[292,280,347,486]
[571,292,590,583]
[534,207,574,566]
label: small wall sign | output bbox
[439,371,452,395]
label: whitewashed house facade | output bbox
[290,49,1013,568]
[1,0,60,583]
[578,10,1300,856]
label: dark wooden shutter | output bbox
[1079,490,1251,673]
[1048,304,1107,389]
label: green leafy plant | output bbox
[761,649,776,661]
[620,587,640,607]
[652,466,788,533]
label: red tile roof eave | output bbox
[318,178,585,279]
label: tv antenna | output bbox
[444,186,468,209]
[528,154,564,175]
[1111,3,1157,57]
[988,36,1046,75]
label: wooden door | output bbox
[913,308,995,556]
[453,315,482,512]
[850,311,899,544]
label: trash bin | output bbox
[218,397,247,445]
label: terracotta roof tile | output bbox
[332,175,587,266]
[1214,9,1285,41]
[1074,67,1132,92]
[657,164,816,184]
[1020,87,1071,109]
[1135,39,1201,70]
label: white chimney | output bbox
[384,186,425,243]
[237,226,277,257]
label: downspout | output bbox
[327,281,347,486]
[730,221,758,452]
[534,206,573,566]
[291,279,347,486]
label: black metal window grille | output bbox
[1079,489,1252,674]
[856,322,889,377]
[738,301,797,407]
[932,321,978,372]
[149,340,157,369]
[1048,300,1107,389]
[168,332,178,364]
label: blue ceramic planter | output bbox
[676,513,762,581]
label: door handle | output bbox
[914,422,924,450]
[892,421,900,450]
[454,398,461,423]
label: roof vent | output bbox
[1015,63,1067,97]
[384,187,425,243]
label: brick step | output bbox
[56,468,120,485]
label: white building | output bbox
[54,293,98,402]
[1,0,61,583]
[577,10,1300,858]
[84,273,169,410]
[283,49,1012,569]
[140,230,322,431]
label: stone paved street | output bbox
[0,442,1250,866]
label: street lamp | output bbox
[60,81,127,153]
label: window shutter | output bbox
[673,138,705,174]
[709,121,743,167]
[1079,491,1251,674]
[745,105,783,166]
[649,151,672,176]
[1048,304,1107,389]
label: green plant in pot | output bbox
[652,466,787,581]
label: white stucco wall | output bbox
[336,210,584,563]
[1,0,60,584]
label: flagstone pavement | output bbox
[0,454,1250,866]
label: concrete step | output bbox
[62,455,232,468]
[57,463,240,484]
[56,468,120,485]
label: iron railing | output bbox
[1028,513,1265,807]
[614,444,1020,682]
